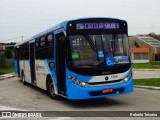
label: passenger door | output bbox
[14,47,20,77]
[29,42,36,83]
[55,32,66,94]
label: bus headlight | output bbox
[81,82,87,87]
[124,77,129,82]
[68,76,88,87]
[123,72,132,82]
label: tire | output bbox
[47,77,59,100]
[22,71,27,85]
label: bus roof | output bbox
[15,17,126,47]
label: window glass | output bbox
[40,37,46,47]
[69,34,130,68]
[47,34,53,46]
[46,34,54,59]
[134,53,141,60]
[36,40,39,48]
[141,53,148,59]
[25,43,29,59]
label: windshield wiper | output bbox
[84,35,97,52]
[84,35,100,61]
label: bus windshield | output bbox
[69,34,130,68]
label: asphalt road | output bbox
[0,77,160,120]
[1,77,160,111]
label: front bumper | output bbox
[67,78,134,100]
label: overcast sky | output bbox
[0,0,160,43]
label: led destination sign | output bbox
[76,23,120,30]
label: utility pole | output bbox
[21,36,23,41]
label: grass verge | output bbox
[132,62,160,69]
[0,66,14,75]
[134,78,160,87]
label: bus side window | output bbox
[18,46,21,60]
[23,43,29,60]
[46,34,54,59]
[35,39,39,59]
[24,44,26,60]
[35,37,46,60]
[40,37,46,59]
[26,43,29,60]
[14,48,17,60]
[19,45,24,60]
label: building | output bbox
[130,48,150,63]
[129,35,160,63]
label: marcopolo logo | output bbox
[105,76,109,81]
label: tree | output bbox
[4,48,13,59]
[148,32,160,41]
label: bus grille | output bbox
[87,79,123,86]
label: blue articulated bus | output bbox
[14,18,134,100]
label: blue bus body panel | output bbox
[44,59,58,92]
[66,68,133,100]
[14,60,18,77]
[67,78,133,100]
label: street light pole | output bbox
[21,36,23,41]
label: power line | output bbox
[0,36,29,43]
[0,36,21,42]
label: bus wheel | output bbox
[47,78,59,100]
[22,72,27,85]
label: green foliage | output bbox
[4,48,13,59]
[151,61,160,65]
[134,78,160,87]
[0,66,14,75]
[148,32,160,41]
[132,62,160,69]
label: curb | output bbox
[134,85,160,91]
[0,74,15,80]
